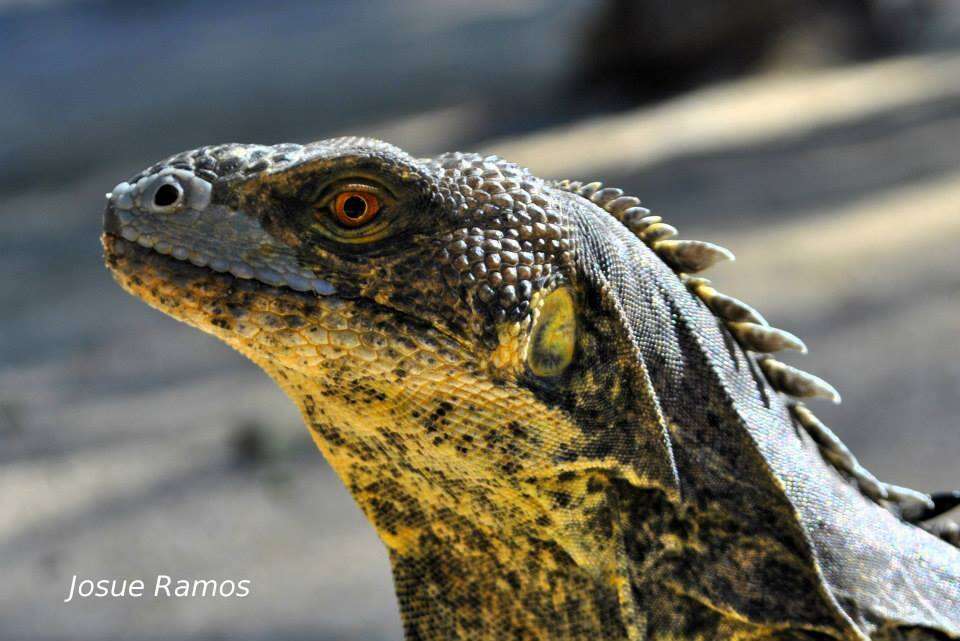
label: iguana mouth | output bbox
[102,203,338,298]
[101,229,469,357]
[102,232,327,304]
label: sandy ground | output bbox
[2,46,959,641]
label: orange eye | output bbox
[332,191,381,227]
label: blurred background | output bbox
[2,1,959,639]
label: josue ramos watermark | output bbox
[63,574,251,602]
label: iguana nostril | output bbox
[153,183,182,208]
[108,169,212,219]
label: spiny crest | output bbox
[553,178,960,547]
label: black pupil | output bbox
[154,184,181,207]
[342,195,367,219]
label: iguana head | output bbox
[102,137,673,530]
[103,137,570,365]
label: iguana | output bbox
[101,137,960,641]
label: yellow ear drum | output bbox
[528,287,577,378]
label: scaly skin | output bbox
[102,137,960,641]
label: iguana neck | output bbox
[262,364,641,641]
[386,510,636,641]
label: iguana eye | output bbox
[331,190,381,228]
[312,182,395,244]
